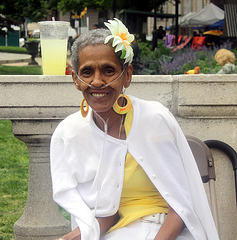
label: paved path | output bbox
[0,52,31,65]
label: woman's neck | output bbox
[93,110,126,140]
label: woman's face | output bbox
[72,44,132,115]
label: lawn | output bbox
[0,46,27,54]
[0,46,42,75]
[0,120,29,240]
[0,120,70,239]
[0,65,42,75]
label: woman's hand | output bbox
[54,227,81,240]
[54,212,119,240]
[154,205,184,240]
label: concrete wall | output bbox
[0,75,236,239]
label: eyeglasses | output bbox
[75,68,126,90]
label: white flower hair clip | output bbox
[104,18,135,65]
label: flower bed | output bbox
[138,40,237,75]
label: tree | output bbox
[116,0,170,12]
[51,0,172,16]
[0,15,17,36]
[54,0,173,29]
[50,0,173,40]
[0,0,48,24]
[56,0,86,15]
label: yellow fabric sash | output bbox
[108,107,168,232]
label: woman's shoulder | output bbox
[130,95,169,115]
[130,95,176,128]
[52,111,88,139]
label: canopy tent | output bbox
[208,19,224,29]
[179,12,196,26]
[180,3,224,26]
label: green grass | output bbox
[0,120,70,240]
[0,65,42,75]
[0,46,42,75]
[0,46,27,54]
[0,120,29,240]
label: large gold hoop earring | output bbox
[113,94,132,115]
[81,98,89,118]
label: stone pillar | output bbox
[12,120,71,240]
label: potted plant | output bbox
[25,38,40,65]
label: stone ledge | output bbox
[178,80,237,105]
[178,105,237,118]
[0,107,79,120]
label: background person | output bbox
[157,26,166,40]
[50,18,219,240]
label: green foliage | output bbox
[0,65,42,75]
[157,41,171,56]
[137,40,237,75]
[0,0,47,23]
[56,0,114,14]
[55,0,170,15]
[0,46,27,54]
[57,0,86,15]
[0,120,70,238]
[59,206,71,221]
[26,38,40,42]
[47,0,59,10]
[116,0,169,11]
[138,40,152,61]
[86,0,113,10]
[138,40,172,75]
[0,120,29,240]
[137,40,158,74]
[0,0,171,23]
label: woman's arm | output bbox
[97,212,120,235]
[154,205,184,240]
[55,227,81,240]
[55,212,119,240]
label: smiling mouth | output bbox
[90,93,109,97]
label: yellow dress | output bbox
[109,107,168,232]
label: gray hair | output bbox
[71,28,126,72]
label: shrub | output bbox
[137,39,236,75]
[0,46,27,54]
[138,41,172,75]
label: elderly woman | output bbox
[50,19,219,240]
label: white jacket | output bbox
[50,96,219,240]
